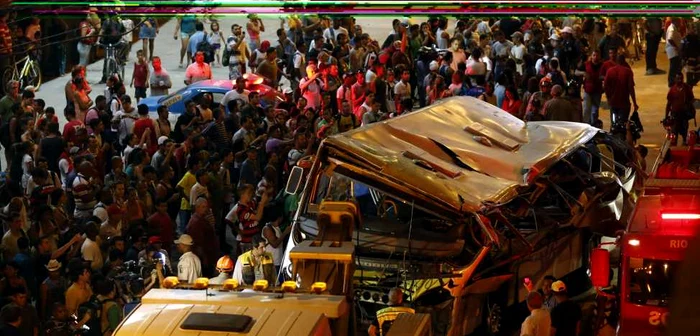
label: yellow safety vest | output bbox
[376,306,415,336]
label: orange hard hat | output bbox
[216,255,234,272]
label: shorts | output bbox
[134,86,147,99]
[139,26,157,39]
[212,43,221,50]
[180,31,194,40]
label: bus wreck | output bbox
[282,96,638,335]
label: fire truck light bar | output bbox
[660,213,700,220]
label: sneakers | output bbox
[645,68,665,75]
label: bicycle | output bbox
[96,42,125,81]
[1,51,42,91]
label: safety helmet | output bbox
[216,256,234,272]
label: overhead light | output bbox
[282,281,297,293]
[253,280,269,291]
[193,278,209,289]
[628,239,640,247]
[661,213,700,220]
[222,279,239,291]
[311,282,327,294]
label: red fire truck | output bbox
[591,140,700,335]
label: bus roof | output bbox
[322,96,599,213]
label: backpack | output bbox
[78,295,114,336]
[0,121,9,149]
[222,45,231,66]
[548,70,566,88]
[196,39,215,64]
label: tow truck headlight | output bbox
[628,239,640,247]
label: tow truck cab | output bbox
[616,194,697,335]
[606,142,700,335]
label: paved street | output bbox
[26,16,695,166]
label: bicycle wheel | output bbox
[21,60,42,90]
[105,58,116,78]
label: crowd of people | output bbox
[0,11,697,336]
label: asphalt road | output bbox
[16,16,694,168]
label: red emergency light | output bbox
[660,212,700,220]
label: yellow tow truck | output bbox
[113,200,431,336]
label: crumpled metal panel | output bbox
[322,96,600,213]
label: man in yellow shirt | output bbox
[176,157,200,234]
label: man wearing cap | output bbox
[508,32,526,76]
[175,234,201,283]
[549,280,582,336]
[521,291,551,336]
[559,26,580,76]
[151,136,173,172]
[257,46,279,88]
[548,33,562,60]
[40,259,69,319]
[99,205,123,242]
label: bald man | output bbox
[521,291,552,336]
[544,84,580,122]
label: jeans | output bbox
[178,210,191,234]
[669,56,682,88]
[645,33,661,70]
[583,91,603,125]
[77,42,91,66]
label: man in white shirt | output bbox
[221,77,250,111]
[394,69,411,113]
[81,223,103,271]
[521,291,551,336]
[299,64,323,110]
[665,18,683,88]
[323,18,348,47]
[175,234,201,283]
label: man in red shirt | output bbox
[133,104,157,155]
[599,49,630,82]
[147,198,175,252]
[604,54,638,127]
[575,50,604,125]
[186,198,220,277]
[666,72,696,145]
[62,108,85,146]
